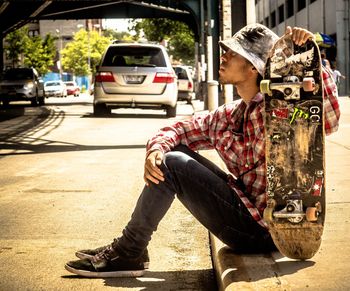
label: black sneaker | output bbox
[65,245,145,278]
[75,243,150,269]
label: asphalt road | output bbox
[0,95,217,291]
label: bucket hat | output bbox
[219,23,279,76]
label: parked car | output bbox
[173,65,194,104]
[93,42,178,117]
[44,80,67,97]
[89,83,94,96]
[64,81,80,96]
[0,67,45,106]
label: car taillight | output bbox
[95,72,115,82]
[153,72,175,84]
[188,81,193,90]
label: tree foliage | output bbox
[4,26,29,68]
[4,26,57,75]
[23,34,56,75]
[61,29,111,76]
[131,19,195,65]
[103,28,133,42]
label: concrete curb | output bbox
[210,233,287,290]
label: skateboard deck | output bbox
[261,35,324,260]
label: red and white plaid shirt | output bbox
[146,69,340,228]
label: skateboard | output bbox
[260,34,324,260]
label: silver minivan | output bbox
[0,67,45,106]
[93,43,178,117]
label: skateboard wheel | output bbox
[306,207,318,222]
[302,77,315,92]
[260,80,272,96]
[263,207,274,222]
[263,199,276,222]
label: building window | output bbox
[265,16,270,28]
[28,30,39,37]
[310,0,317,3]
[287,0,294,18]
[278,4,285,24]
[271,10,276,28]
[297,0,306,11]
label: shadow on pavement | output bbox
[0,105,26,122]
[82,113,168,119]
[0,140,145,156]
[62,269,217,291]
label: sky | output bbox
[102,18,132,32]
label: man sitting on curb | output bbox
[65,24,340,278]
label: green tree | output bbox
[4,26,57,75]
[132,19,195,65]
[103,28,133,42]
[23,33,56,75]
[61,29,111,76]
[4,26,29,67]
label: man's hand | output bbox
[285,26,316,46]
[144,150,165,186]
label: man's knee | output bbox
[163,151,189,171]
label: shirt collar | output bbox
[250,92,263,104]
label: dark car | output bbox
[0,67,45,106]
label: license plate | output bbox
[124,75,145,84]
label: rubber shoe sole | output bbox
[75,251,150,269]
[65,264,144,278]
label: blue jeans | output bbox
[116,145,275,258]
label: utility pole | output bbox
[207,0,219,111]
[221,0,233,104]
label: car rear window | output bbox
[4,69,33,80]
[174,67,188,79]
[102,46,166,67]
[46,82,61,86]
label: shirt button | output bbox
[246,143,250,146]
[245,164,249,168]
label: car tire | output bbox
[94,103,111,116]
[31,93,38,106]
[166,104,177,118]
[38,96,45,106]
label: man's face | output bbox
[219,49,256,85]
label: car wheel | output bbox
[94,103,111,116]
[38,96,45,106]
[166,104,177,118]
[31,93,38,106]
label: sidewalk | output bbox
[209,96,350,290]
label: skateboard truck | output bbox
[260,76,315,100]
[264,199,321,224]
[274,199,304,223]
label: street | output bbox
[1,94,350,290]
[0,95,217,291]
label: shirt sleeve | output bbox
[322,67,341,135]
[146,105,231,157]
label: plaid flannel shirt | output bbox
[146,69,340,228]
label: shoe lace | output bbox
[93,242,119,263]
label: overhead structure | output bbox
[0,0,247,107]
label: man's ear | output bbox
[251,66,258,75]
